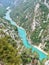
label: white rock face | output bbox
[45,60,49,65]
[34,3,40,13]
[31,3,40,31]
[39,29,43,37]
[6,7,10,10]
[48,13,49,18]
[44,0,49,9]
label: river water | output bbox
[4,7,47,60]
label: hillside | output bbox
[0,0,49,65]
[0,18,22,65]
[10,0,49,53]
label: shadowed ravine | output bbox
[4,7,47,60]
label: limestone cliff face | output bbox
[10,0,49,45]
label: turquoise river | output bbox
[4,7,47,60]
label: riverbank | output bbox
[33,45,48,55]
[27,38,48,55]
[27,33,48,55]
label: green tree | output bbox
[0,36,22,65]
